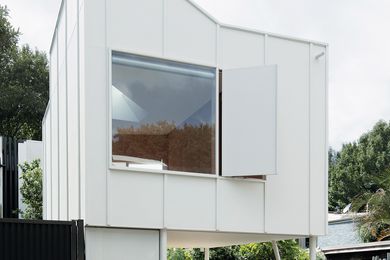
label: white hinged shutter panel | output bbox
[222,65,277,176]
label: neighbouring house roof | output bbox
[322,240,390,255]
[317,213,366,248]
[328,213,366,224]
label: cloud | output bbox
[2,0,61,53]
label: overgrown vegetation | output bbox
[19,159,43,219]
[0,5,49,140]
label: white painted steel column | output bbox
[204,248,210,260]
[271,241,281,260]
[160,229,167,260]
[309,236,317,260]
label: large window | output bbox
[111,52,217,174]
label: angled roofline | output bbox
[49,0,64,55]
[186,0,328,47]
[49,0,328,55]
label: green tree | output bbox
[352,170,390,242]
[239,241,308,260]
[0,5,49,140]
[168,248,192,260]
[210,246,239,260]
[19,159,43,219]
[168,240,309,260]
[329,120,390,210]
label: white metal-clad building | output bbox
[42,0,328,259]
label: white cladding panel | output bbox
[58,12,66,71]
[108,171,164,228]
[71,0,327,236]
[217,179,264,232]
[309,44,327,235]
[50,35,59,220]
[43,110,52,220]
[67,30,80,220]
[220,27,265,69]
[58,6,68,220]
[78,0,86,221]
[83,0,107,225]
[165,0,216,65]
[265,37,310,234]
[222,65,277,176]
[67,0,78,44]
[45,111,52,220]
[58,63,68,220]
[166,175,216,230]
[86,228,159,260]
[107,0,163,56]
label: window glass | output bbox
[112,52,216,174]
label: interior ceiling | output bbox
[167,230,305,248]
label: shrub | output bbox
[19,159,42,219]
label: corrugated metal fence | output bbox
[0,218,85,260]
[1,136,20,218]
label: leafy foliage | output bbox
[19,159,43,219]
[0,5,49,140]
[329,120,390,210]
[167,240,309,260]
[239,241,308,260]
[168,248,192,260]
[352,171,390,242]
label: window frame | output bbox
[107,49,220,176]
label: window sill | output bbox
[108,165,266,183]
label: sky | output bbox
[2,0,390,150]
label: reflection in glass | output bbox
[111,52,216,174]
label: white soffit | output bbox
[222,65,277,176]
